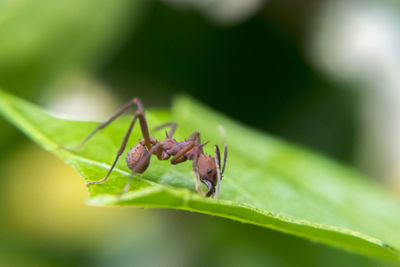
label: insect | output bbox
[62,98,227,198]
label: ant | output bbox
[62,98,227,198]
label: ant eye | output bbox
[207,168,212,174]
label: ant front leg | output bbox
[185,132,207,195]
[192,152,206,195]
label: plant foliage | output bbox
[1,89,400,262]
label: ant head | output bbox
[197,154,218,196]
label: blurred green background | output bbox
[1,0,400,266]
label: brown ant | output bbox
[62,98,227,198]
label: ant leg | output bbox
[121,175,135,196]
[120,143,163,195]
[61,100,134,151]
[134,99,152,150]
[188,132,209,150]
[86,99,153,185]
[192,152,205,195]
[187,132,207,195]
[87,114,139,185]
[61,98,152,151]
[214,145,222,198]
[170,143,195,164]
[153,122,177,138]
[187,132,200,144]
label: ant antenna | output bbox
[217,125,228,174]
[214,145,222,198]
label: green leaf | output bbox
[1,89,400,262]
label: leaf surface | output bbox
[1,89,400,262]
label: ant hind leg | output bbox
[85,98,153,185]
[60,99,136,152]
[86,114,139,185]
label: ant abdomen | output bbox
[127,144,150,173]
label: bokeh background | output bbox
[1,0,400,266]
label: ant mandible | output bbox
[62,98,227,198]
